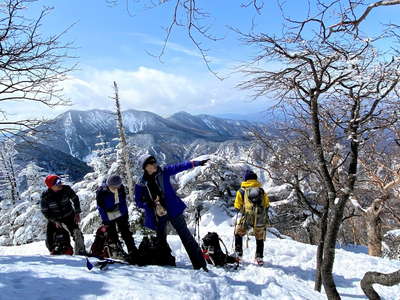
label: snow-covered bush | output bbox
[0,201,46,246]
[383,229,400,260]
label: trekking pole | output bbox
[195,204,203,244]
[232,210,239,252]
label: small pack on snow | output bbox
[137,236,176,267]
[201,232,238,267]
[51,227,73,255]
[90,225,126,260]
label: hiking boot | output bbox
[255,257,264,266]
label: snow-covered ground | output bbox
[1,210,400,300]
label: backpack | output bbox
[242,187,265,214]
[201,232,238,267]
[137,236,176,267]
[90,225,126,260]
[51,227,73,255]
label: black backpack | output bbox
[201,232,238,267]
[90,225,126,260]
[52,227,73,255]
[137,236,176,267]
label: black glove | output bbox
[197,159,210,166]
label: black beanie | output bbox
[244,170,258,181]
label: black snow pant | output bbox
[156,214,206,270]
[103,215,137,254]
[46,212,79,252]
[235,234,264,258]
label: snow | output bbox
[1,214,400,300]
[349,196,367,213]
[385,229,400,238]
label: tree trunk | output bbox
[365,200,383,257]
[320,122,359,300]
[310,94,342,298]
[361,269,400,300]
[315,209,328,292]
[112,81,135,201]
[321,200,347,300]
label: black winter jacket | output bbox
[40,185,81,222]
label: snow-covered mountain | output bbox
[15,109,263,180]
[29,109,258,161]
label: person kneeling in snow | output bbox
[234,170,270,266]
[96,175,138,258]
[135,155,209,271]
[41,175,86,255]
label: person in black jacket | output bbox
[96,175,137,256]
[41,175,86,255]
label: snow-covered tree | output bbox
[0,161,47,246]
[18,162,46,204]
[174,155,247,227]
[0,140,20,207]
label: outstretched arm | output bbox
[163,159,210,176]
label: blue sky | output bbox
[10,0,400,119]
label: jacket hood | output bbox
[241,180,262,188]
[138,154,155,170]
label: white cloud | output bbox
[4,66,266,121]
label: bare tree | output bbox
[111,81,135,201]
[236,8,400,295]
[0,0,75,138]
[346,130,400,257]
[328,0,400,34]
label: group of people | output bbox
[40,155,270,269]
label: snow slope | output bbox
[1,212,400,300]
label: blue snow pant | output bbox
[156,214,206,270]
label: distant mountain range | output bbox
[16,109,265,181]
[214,110,286,123]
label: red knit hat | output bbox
[45,175,62,188]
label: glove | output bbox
[53,221,62,229]
[196,159,210,166]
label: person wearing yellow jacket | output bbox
[234,170,269,265]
